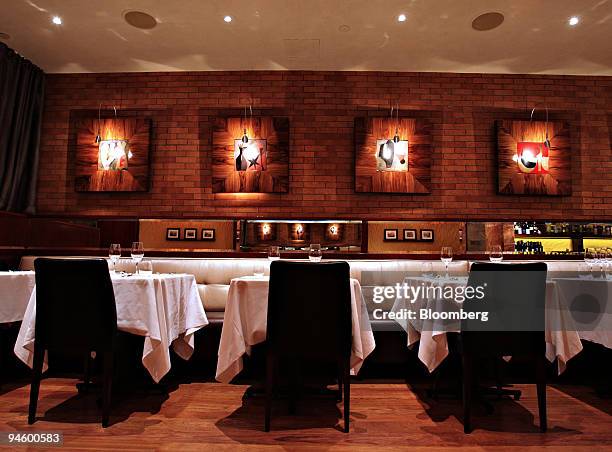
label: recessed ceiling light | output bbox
[52,16,62,25]
[471,12,505,31]
[568,16,580,26]
[224,15,233,23]
[0,32,10,40]
[124,11,157,30]
[338,24,351,32]
[397,14,407,22]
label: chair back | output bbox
[266,261,352,362]
[33,258,117,352]
[462,262,547,356]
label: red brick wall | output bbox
[37,71,612,220]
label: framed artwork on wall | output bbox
[166,228,180,241]
[420,229,434,241]
[496,119,571,195]
[403,229,417,241]
[355,116,432,193]
[212,116,289,193]
[384,229,398,241]
[184,228,198,241]
[74,116,152,192]
[201,229,215,241]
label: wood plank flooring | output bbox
[0,379,610,451]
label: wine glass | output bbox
[584,248,596,274]
[109,243,121,273]
[309,244,322,262]
[268,246,280,261]
[422,262,434,278]
[131,241,144,274]
[489,245,503,263]
[441,247,453,278]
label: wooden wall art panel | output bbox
[212,116,289,193]
[355,117,432,193]
[74,117,151,192]
[496,120,571,196]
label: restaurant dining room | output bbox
[1,0,612,450]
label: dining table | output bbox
[391,275,586,374]
[216,275,376,383]
[14,272,209,383]
[0,271,36,324]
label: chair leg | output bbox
[101,351,114,428]
[264,351,275,432]
[536,356,547,433]
[343,360,350,433]
[462,353,473,434]
[28,343,45,425]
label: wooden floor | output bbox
[0,379,610,451]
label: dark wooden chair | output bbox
[264,261,352,432]
[461,262,548,433]
[29,258,117,427]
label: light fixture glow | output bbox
[52,16,62,25]
[397,14,407,22]
[224,15,232,23]
[568,16,579,26]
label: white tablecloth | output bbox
[15,273,209,383]
[392,276,583,375]
[0,271,35,323]
[216,276,375,383]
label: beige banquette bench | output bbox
[19,256,581,323]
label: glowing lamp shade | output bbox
[98,139,132,170]
[375,139,408,171]
[234,139,267,172]
[514,141,549,174]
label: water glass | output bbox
[422,262,434,278]
[488,245,503,263]
[584,248,596,274]
[131,241,144,274]
[140,260,153,275]
[109,243,121,273]
[268,246,280,261]
[309,244,322,262]
[441,247,453,278]
[253,262,265,277]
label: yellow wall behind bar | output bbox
[514,238,572,253]
[583,238,612,250]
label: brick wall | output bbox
[37,71,612,220]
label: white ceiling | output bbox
[1,0,611,75]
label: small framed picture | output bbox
[166,228,180,241]
[420,229,434,242]
[403,229,417,241]
[184,228,198,241]
[384,229,398,241]
[201,228,215,241]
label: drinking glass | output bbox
[140,260,153,275]
[268,246,280,261]
[131,241,144,274]
[441,247,453,278]
[109,243,121,273]
[309,244,322,262]
[584,248,596,274]
[489,245,503,263]
[253,261,265,277]
[422,262,434,278]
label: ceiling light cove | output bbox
[471,12,505,31]
[52,16,62,25]
[224,15,233,23]
[124,11,157,30]
[397,14,407,22]
[568,16,580,26]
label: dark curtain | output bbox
[0,42,45,213]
